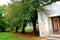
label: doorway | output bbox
[51,16,60,34]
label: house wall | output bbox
[38,1,60,37]
[38,12,49,37]
[48,17,53,35]
[38,12,56,37]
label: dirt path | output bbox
[13,32,46,40]
[14,32,34,38]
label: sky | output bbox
[0,0,11,6]
[0,0,60,6]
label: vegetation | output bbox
[0,32,32,40]
[0,6,6,32]
[4,0,51,36]
[0,0,59,40]
[0,0,59,38]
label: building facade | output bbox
[38,1,60,37]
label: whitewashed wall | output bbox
[48,17,53,35]
[38,12,49,37]
[38,1,60,37]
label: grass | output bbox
[0,32,32,40]
[18,29,33,33]
[25,29,33,32]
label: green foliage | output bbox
[0,6,4,14]
[4,0,58,31]
[0,6,5,29]
[5,1,33,28]
[4,0,46,29]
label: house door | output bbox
[51,17,60,34]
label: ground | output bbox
[14,32,47,40]
[0,32,46,40]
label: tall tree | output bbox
[0,6,6,32]
[21,0,59,35]
[4,0,59,35]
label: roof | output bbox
[43,1,60,17]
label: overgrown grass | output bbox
[18,29,33,33]
[0,32,32,40]
[25,29,33,32]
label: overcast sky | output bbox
[0,0,11,6]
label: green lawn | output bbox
[25,29,33,32]
[18,29,33,32]
[0,32,32,40]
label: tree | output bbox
[4,1,29,32]
[4,0,59,35]
[20,0,50,35]
[21,0,59,35]
[4,5,19,32]
[0,6,6,32]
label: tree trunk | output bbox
[32,10,39,36]
[32,21,37,36]
[12,27,13,31]
[1,27,5,32]
[16,26,18,32]
[21,20,27,33]
[21,25,25,33]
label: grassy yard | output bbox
[0,32,32,40]
[17,29,33,33]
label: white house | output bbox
[38,1,60,37]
